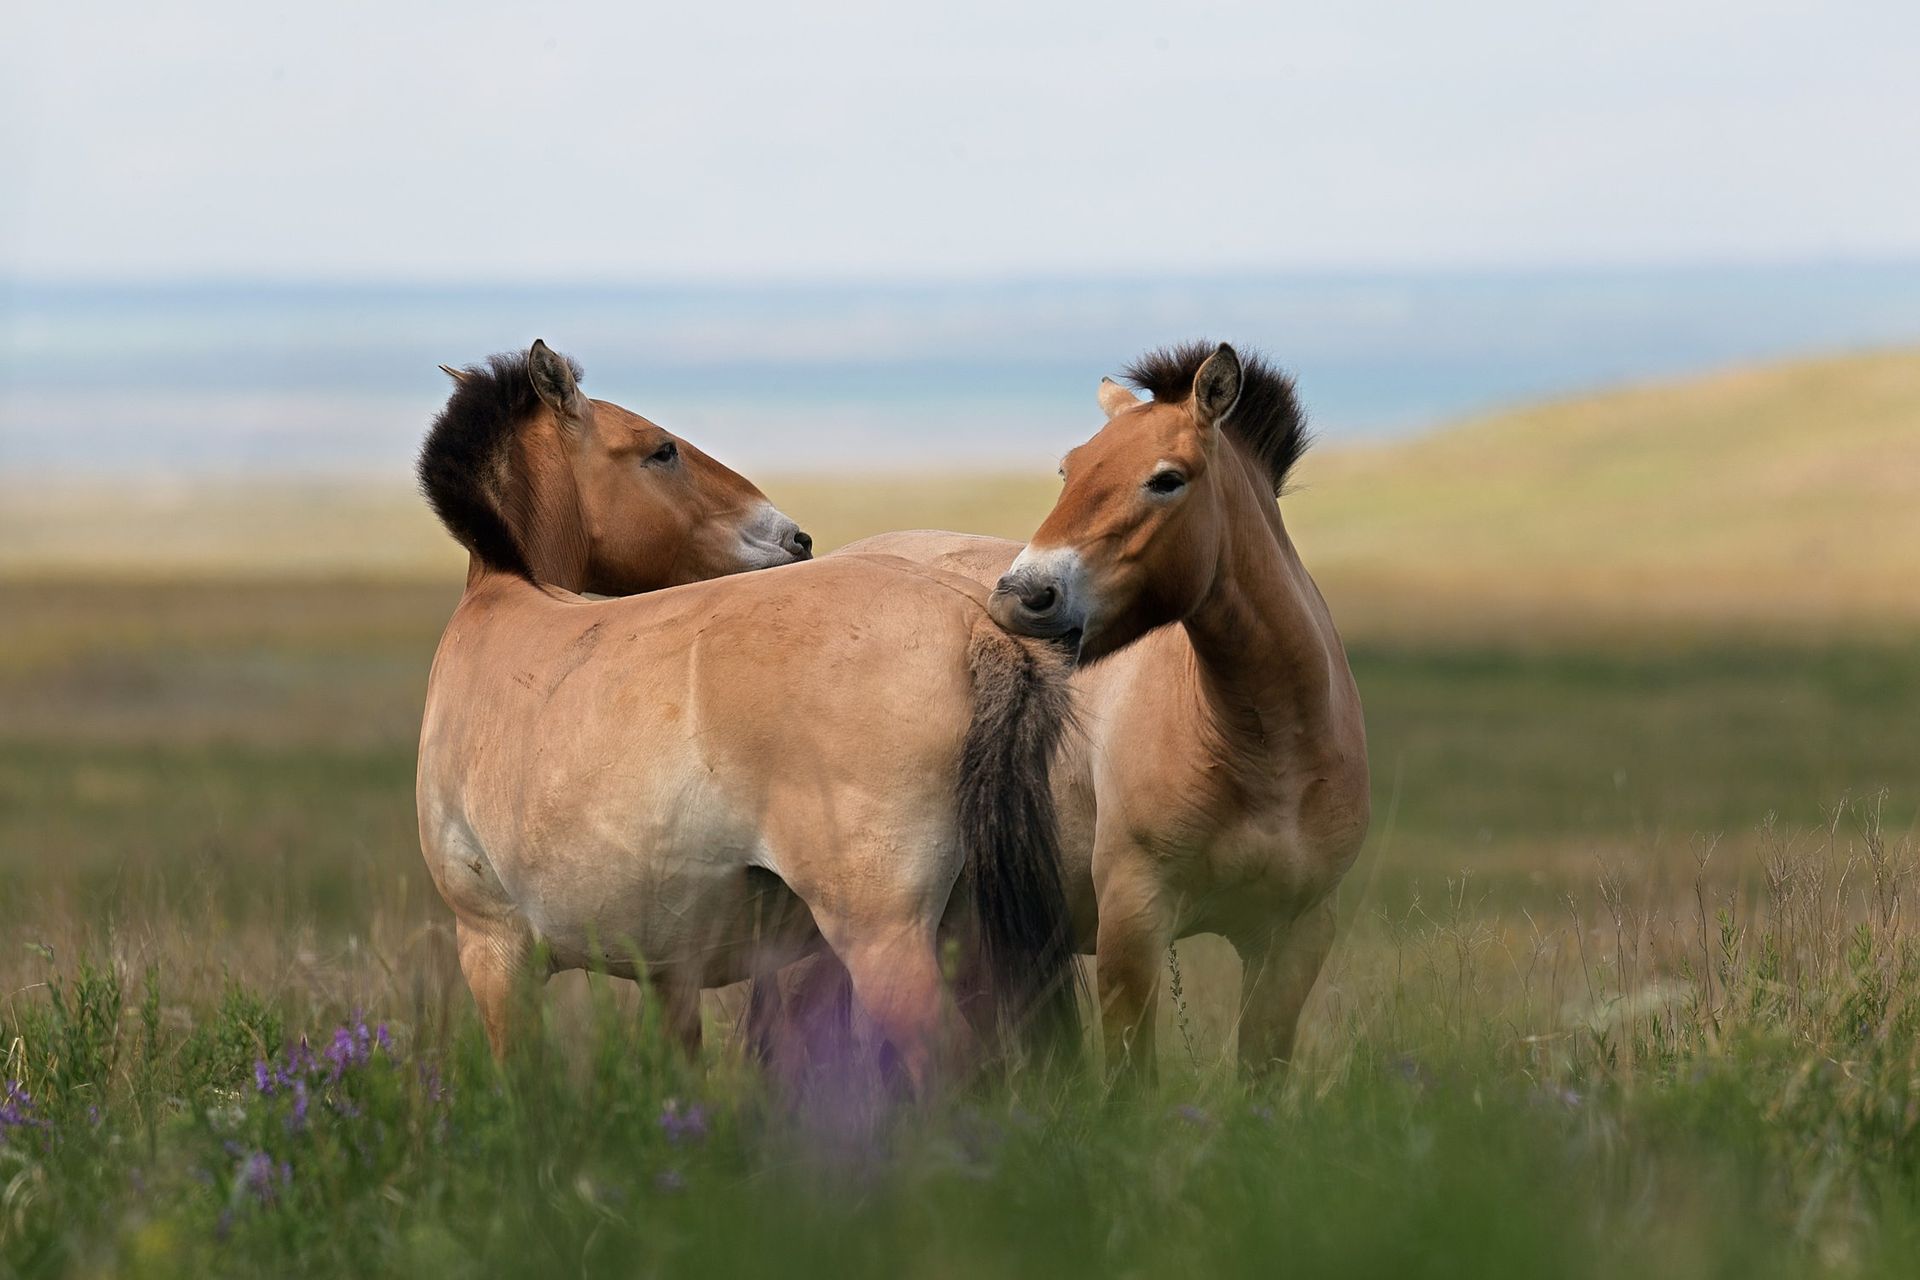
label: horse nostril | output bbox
[1020,584,1058,616]
[786,528,814,559]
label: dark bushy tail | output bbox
[958,625,1084,1064]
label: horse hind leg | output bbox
[816,917,959,1096]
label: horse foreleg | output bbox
[1093,861,1173,1091]
[1233,896,1336,1079]
[456,917,536,1058]
[651,970,704,1059]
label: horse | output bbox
[414,341,1080,1089]
[840,342,1370,1084]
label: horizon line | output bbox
[7,252,1920,295]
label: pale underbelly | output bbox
[518,851,825,986]
[443,783,828,987]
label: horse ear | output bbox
[527,340,586,422]
[1191,343,1242,429]
[1098,376,1142,418]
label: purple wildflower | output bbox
[1173,1103,1211,1128]
[658,1099,708,1146]
[0,1081,41,1140]
[240,1151,279,1204]
[253,1060,275,1096]
[375,1022,394,1056]
[324,1026,358,1078]
[284,1038,316,1080]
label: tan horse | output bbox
[843,342,1369,1083]
[414,342,1080,1087]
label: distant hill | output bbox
[4,349,1915,629]
[1288,348,1920,630]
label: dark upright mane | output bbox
[1123,341,1311,494]
[416,350,582,578]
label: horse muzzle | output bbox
[737,504,814,569]
[990,557,1087,658]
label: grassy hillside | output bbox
[1289,347,1920,627]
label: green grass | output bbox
[1359,638,1920,870]
[2,577,1917,1275]
[9,809,1920,1278]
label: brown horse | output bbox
[842,342,1369,1083]
[414,342,1079,1088]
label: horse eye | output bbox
[1146,470,1186,495]
[649,440,679,465]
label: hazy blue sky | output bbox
[3,1,1917,281]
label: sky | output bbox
[3,0,1918,283]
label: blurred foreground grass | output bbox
[5,794,1920,1277]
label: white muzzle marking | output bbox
[736,502,807,569]
[1006,543,1091,632]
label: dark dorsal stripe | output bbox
[1123,341,1312,495]
[417,350,582,578]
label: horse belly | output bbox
[503,785,790,979]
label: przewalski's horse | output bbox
[841,342,1369,1084]
[415,342,1079,1088]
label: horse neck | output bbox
[1179,442,1343,761]
[508,419,592,592]
[457,552,558,607]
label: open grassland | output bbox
[2,350,1918,1275]
[1,579,1913,916]
[2,577,1916,1276]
